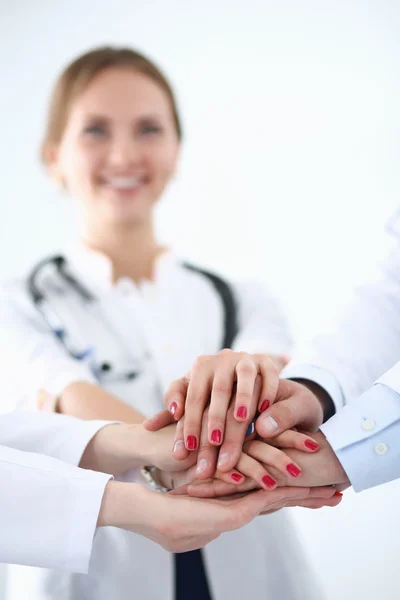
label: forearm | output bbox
[79,423,149,474]
[59,381,145,424]
[97,480,146,529]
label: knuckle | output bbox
[235,390,253,403]
[212,378,233,395]
[218,348,233,357]
[236,359,257,376]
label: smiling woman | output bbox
[0,46,322,600]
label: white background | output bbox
[1,1,400,598]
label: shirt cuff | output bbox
[281,363,345,413]
[321,383,400,492]
[66,470,112,573]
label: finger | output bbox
[163,376,189,421]
[216,385,260,473]
[183,357,214,451]
[187,478,258,498]
[216,452,277,490]
[172,417,190,461]
[264,430,321,453]
[244,440,303,480]
[206,364,236,446]
[195,411,219,480]
[256,380,321,438]
[233,358,258,422]
[254,354,280,413]
[143,409,175,431]
[285,494,343,509]
[228,486,312,527]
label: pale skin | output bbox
[80,422,344,551]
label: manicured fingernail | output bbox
[186,435,197,451]
[260,415,279,434]
[170,402,177,416]
[236,406,247,419]
[262,475,277,489]
[304,439,320,451]
[260,399,270,413]
[196,458,209,474]
[217,452,230,468]
[211,429,222,444]
[173,440,185,453]
[286,463,302,477]
[231,473,243,482]
[334,491,343,497]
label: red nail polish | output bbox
[231,473,243,482]
[334,491,343,497]
[260,399,270,413]
[262,475,276,488]
[211,429,222,444]
[236,406,248,419]
[170,402,178,416]
[186,435,197,450]
[286,463,302,477]
[304,439,320,451]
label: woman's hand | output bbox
[98,481,303,553]
[255,379,328,440]
[163,350,280,451]
[79,422,196,476]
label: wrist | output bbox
[292,379,336,422]
[97,481,151,530]
[80,423,149,475]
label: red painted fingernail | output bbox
[304,439,320,451]
[262,475,277,488]
[231,473,243,482]
[186,435,197,450]
[286,463,302,477]
[334,491,343,497]
[260,399,270,413]
[236,406,248,419]
[170,402,178,416]
[211,429,222,444]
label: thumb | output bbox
[143,409,175,431]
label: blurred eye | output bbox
[83,124,107,137]
[138,123,163,137]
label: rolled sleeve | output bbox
[321,384,400,492]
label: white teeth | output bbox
[106,177,140,189]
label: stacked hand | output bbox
[144,350,350,505]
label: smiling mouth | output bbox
[101,176,148,191]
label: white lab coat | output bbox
[0,412,111,572]
[282,224,400,492]
[0,243,322,600]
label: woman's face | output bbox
[51,67,180,226]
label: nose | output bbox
[108,133,142,169]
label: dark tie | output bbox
[174,549,213,600]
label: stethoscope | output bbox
[27,255,140,382]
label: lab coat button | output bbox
[374,443,388,456]
[361,418,376,431]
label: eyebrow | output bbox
[83,113,164,122]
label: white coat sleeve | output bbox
[232,281,293,355]
[281,241,400,411]
[0,281,97,414]
[0,411,114,466]
[0,443,111,572]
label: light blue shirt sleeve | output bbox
[320,383,400,492]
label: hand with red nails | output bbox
[255,379,330,443]
[145,350,285,471]
[181,430,350,499]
